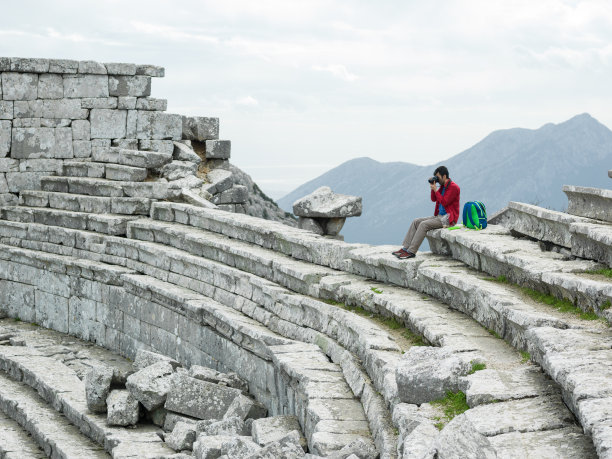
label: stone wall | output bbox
[0,57,217,205]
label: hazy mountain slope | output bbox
[277,114,612,245]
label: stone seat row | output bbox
[0,242,375,457]
[0,214,603,456]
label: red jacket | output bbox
[431,179,460,225]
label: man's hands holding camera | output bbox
[428,176,439,191]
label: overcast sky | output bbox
[2,0,611,198]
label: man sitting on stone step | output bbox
[393,165,460,259]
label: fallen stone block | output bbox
[223,394,267,421]
[205,140,231,159]
[85,365,114,413]
[134,349,181,371]
[252,415,306,451]
[401,422,438,459]
[326,437,378,459]
[395,347,476,404]
[160,160,198,181]
[105,164,147,182]
[221,436,262,458]
[126,360,176,411]
[293,186,362,219]
[193,434,234,459]
[107,389,140,426]
[164,412,199,432]
[182,116,219,141]
[165,373,242,420]
[173,142,202,163]
[200,416,245,436]
[167,421,197,452]
[250,431,306,459]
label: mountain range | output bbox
[277,113,612,245]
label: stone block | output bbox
[79,60,107,74]
[0,174,8,193]
[0,158,18,172]
[212,186,248,205]
[193,434,234,459]
[35,290,69,332]
[174,142,202,163]
[164,412,199,432]
[2,72,38,100]
[205,140,231,159]
[165,373,243,420]
[182,116,219,141]
[298,217,325,235]
[0,120,10,156]
[134,349,182,371]
[106,389,140,426]
[18,158,61,172]
[126,360,176,411]
[10,127,73,159]
[136,65,165,77]
[72,120,91,140]
[137,111,182,140]
[12,118,41,128]
[118,96,137,109]
[90,109,127,139]
[42,99,89,119]
[0,57,9,71]
[167,421,197,451]
[293,186,362,218]
[137,98,168,111]
[38,74,64,99]
[112,138,139,150]
[160,160,198,181]
[41,118,71,128]
[13,100,43,118]
[250,431,306,458]
[252,416,306,450]
[73,140,92,158]
[127,110,137,138]
[81,97,118,109]
[222,437,263,457]
[200,417,246,436]
[0,101,13,119]
[106,164,147,181]
[63,74,109,98]
[49,59,79,73]
[109,75,151,97]
[105,62,137,75]
[10,57,49,72]
[139,139,174,154]
[85,365,114,413]
[5,171,49,191]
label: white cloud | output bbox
[312,64,358,82]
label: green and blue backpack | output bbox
[462,201,487,230]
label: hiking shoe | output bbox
[392,248,404,257]
[397,249,416,259]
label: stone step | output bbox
[91,147,172,169]
[20,190,153,215]
[0,370,109,458]
[570,221,612,268]
[0,345,177,458]
[41,176,182,199]
[150,201,365,270]
[563,185,612,222]
[426,224,612,321]
[62,160,148,182]
[0,409,47,458]
[504,201,598,249]
[0,206,141,236]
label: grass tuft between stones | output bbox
[431,391,469,430]
[370,287,383,294]
[467,362,486,375]
[484,275,602,321]
[584,268,612,279]
[520,350,531,363]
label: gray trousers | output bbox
[402,215,449,253]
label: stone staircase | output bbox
[0,171,610,457]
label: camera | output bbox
[428,176,439,184]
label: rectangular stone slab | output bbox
[164,373,242,420]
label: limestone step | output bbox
[150,201,365,270]
[563,185,612,222]
[41,176,182,200]
[0,409,47,458]
[62,160,148,182]
[0,206,141,236]
[91,147,172,169]
[504,201,598,249]
[426,225,612,321]
[570,221,612,268]
[0,370,109,458]
[0,345,176,458]
[20,190,153,215]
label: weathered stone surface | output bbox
[326,437,378,459]
[564,185,612,222]
[0,121,10,156]
[252,416,306,450]
[167,421,197,451]
[118,96,137,110]
[1,73,38,100]
[13,100,43,118]
[160,160,198,181]
[85,365,114,413]
[134,349,181,371]
[136,64,165,77]
[298,217,325,235]
[42,99,89,119]
[126,360,175,411]
[205,140,231,159]
[164,412,198,432]
[81,97,118,109]
[109,75,151,97]
[137,97,167,111]
[11,127,73,159]
[105,62,137,75]
[570,221,612,268]
[182,116,219,141]
[37,74,64,99]
[212,185,248,205]
[105,164,147,181]
[72,120,91,140]
[249,431,306,459]
[221,437,262,457]
[165,373,242,420]
[293,186,362,218]
[49,59,79,73]
[401,422,438,459]
[182,189,218,209]
[92,147,172,168]
[193,434,234,459]
[174,142,202,163]
[0,100,13,119]
[10,57,49,73]
[396,347,475,404]
[78,60,107,74]
[63,74,109,98]
[90,109,127,139]
[139,139,174,154]
[200,416,245,436]
[137,111,182,140]
[107,389,140,426]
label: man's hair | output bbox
[434,166,449,178]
